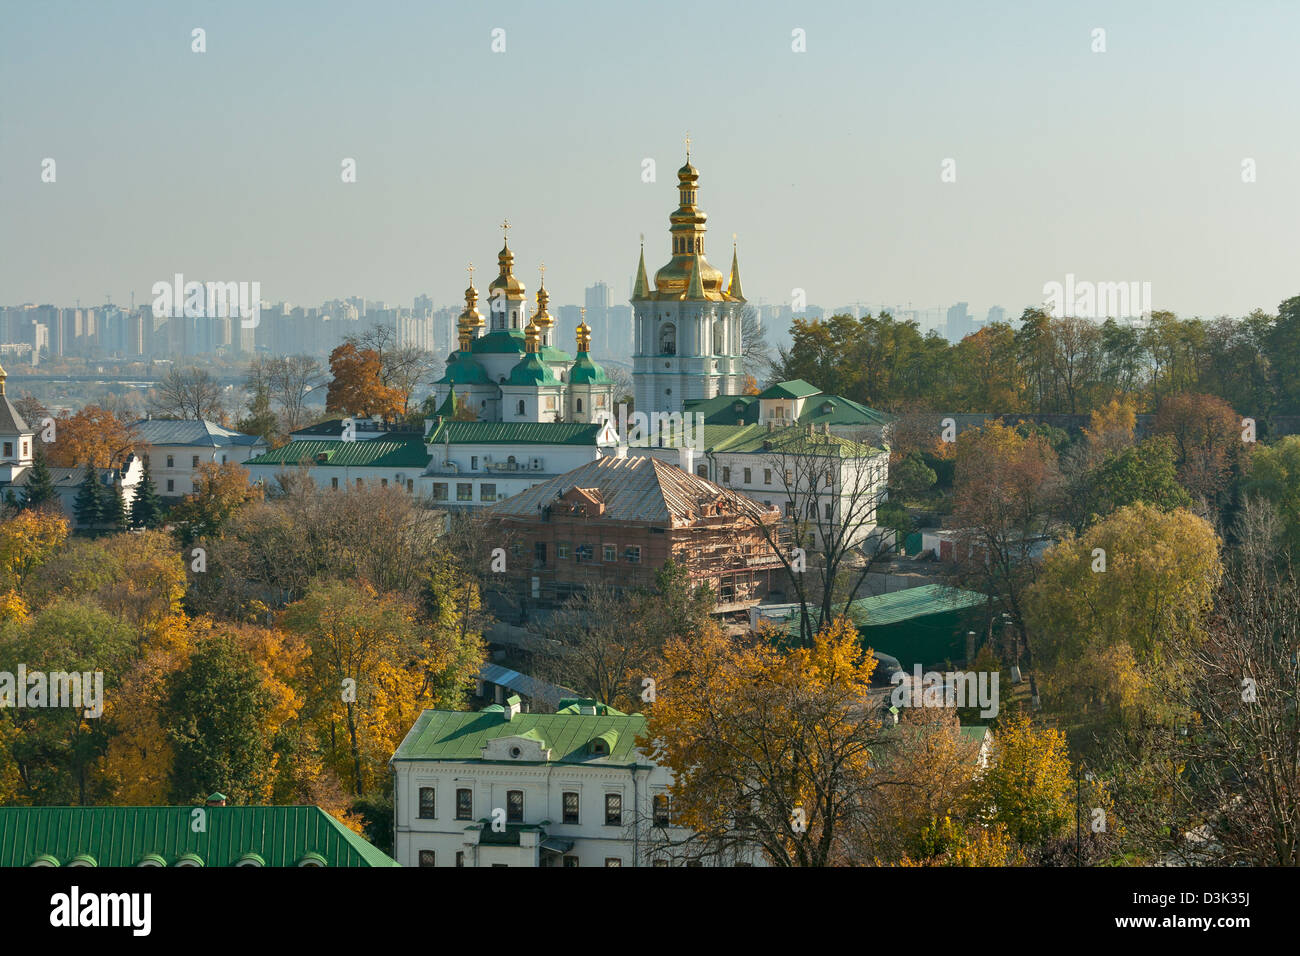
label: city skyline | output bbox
[3,1,1297,321]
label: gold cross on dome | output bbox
[501,219,510,240]
[580,307,587,321]
[467,262,474,284]
[684,132,691,159]
[539,262,545,282]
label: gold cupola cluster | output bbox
[640,143,741,302]
[457,264,484,351]
[488,220,526,299]
[530,266,555,342]
[575,307,592,353]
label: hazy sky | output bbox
[2,0,1297,321]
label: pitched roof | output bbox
[0,805,397,867]
[245,436,430,469]
[0,396,30,436]
[130,418,265,448]
[758,379,823,399]
[485,454,770,524]
[845,584,987,627]
[684,389,894,428]
[425,420,606,446]
[649,422,884,458]
[392,707,648,767]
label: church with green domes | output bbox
[431,228,616,424]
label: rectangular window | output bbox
[455,851,464,867]
[604,858,622,867]
[763,469,772,485]
[784,470,792,484]
[605,793,622,826]
[653,793,671,827]
[471,456,478,470]
[418,850,435,867]
[575,544,592,563]
[192,455,200,468]
[563,791,580,824]
[166,455,174,468]
[356,477,363,487]
[824,503,832,519]
[418,787,436,819]
[603,544,617,562]
[3,442,12,457]
[507,790,524,823]
[557,542,570,560]
[407,479,414,492]
[625,546,641,564]
[433,482,448,501]
[535,541,547,565]
[563,856,579,868]
[722,467,731,483]
[166,479,174,492]
[743,467,752,484]
[456,788,472,821]
[222,454,227,464]
[331,477,338,489]
[481,483,496,501]
[457,483,473,501]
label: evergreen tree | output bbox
[72,463,102,532]
[131,458,164,529]
[105,481,129,532]
[21,447,58,510]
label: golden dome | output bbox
[575,307,592,352]
[523,320,540,353]
[652,151,726,299]
[531,274,554,330]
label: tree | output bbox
[325,342,404,421]
[0,509,69,590]
[43,405,138,469]
[342,324,434,417]
[736,429,892,648]
[1154,391,1246,511]
[236,381,280,446]
[252,354,325,434]
[164,633,277,804]
[1082,395,1137,461]
[150,366,225,421]
[1025,503,1221,728]
[645,618,881,866]
[104,482,128,532]
[950,421,1062,661]
[969,712,1074,848]
[889,450,937,501]
[168,461,259,547]
[1063,436,1191,531]
[20,446,58,511]
[740,305,774,385]
[130,458,164,529]
[72,464,102,532]
[1243,435,1300,559]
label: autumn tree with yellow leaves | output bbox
[644,617,882,867]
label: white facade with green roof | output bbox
[391,697,763,867]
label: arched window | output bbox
[576,398,583,413]
[659,323,676,355]
[517,400,525,416]
[713,319,724,356]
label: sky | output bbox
[2,0,1297,321]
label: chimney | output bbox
[678,446,695,474]
[504,694,522,720]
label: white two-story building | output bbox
[391,696,760,867]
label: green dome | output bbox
[471,329,527,355]
[507,352,560,386]
[569,351,611,385]
[436,352,490,386]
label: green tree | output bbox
[20,447,58,511]
[104,483,128,532]
[71,464,102,532]
[970,713,1073,849]
[164,634,276,804]
[130,458,164,529]
[1244,435,1300,558]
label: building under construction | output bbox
[483,454,788,613]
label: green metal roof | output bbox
[844,584,987,627]
[758,379,823,399]
[0,806,398,867]
[537,345,573,364]
[684,390,893,428]
[436,352,492,386]
[246,436,431,469]
[651,422,883,458]
[507,352,560,386]
[425,421,606,446]
[470,329,528,354]
[392,708,648,766]
[569,351,612,385]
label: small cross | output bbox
[500,218,510,238]
[684,132,691,158]
[539,262,545,283]
[580,307,587,322]
[467,262,474,284]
